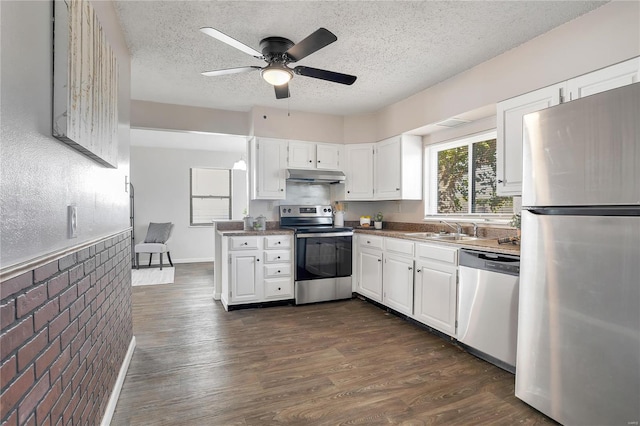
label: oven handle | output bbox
[296,232,354,238]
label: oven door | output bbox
[295,232,352,281]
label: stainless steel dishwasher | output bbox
[457,249,520,373]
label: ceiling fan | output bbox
[199,27,357,99]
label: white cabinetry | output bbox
[567,57,639,101]
[497,57,639,196]
[230,251,260,303]
[249,138,287,200]
[342,143,374,200]
[375,135,422,200]
[288,141,342,170]
[356,235,383,302]
[382,238,414,316]
[220,233,293,310]
[496,83,564,196]
[413,243,458,336]
[336,135,422,201]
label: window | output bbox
[190,168,231,225]
[427,131,513,216]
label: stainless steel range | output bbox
[280,205,353,304]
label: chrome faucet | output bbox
[472,223,479,237]
[441,220,462,235]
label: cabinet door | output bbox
[264,277,293,300]
[254,138,286,199]
[496,83,564,196]
[230,253,261,303]
[316,143,341,170]
[568,57,639,101]
[414,260,457,336]
[357,248,382,302]
[288,141,315,169]
[383,253,414,316]
[345,144,374,200]
[375,137,401,200]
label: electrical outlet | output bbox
[68,205,78,238]
[267,201,274,210]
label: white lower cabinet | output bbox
[230,252,260,303]
[221,234,293,310]
[356,235,384,302]
[383,253,414,316]
[355,235,459,337]
[357,247,383,302]
[382,237,415,316]
[413,244,458,336]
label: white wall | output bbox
[0,0,131,268]
[130,146,246,263]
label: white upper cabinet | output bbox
[336,135,422,201]
[343,143,375,200]
[316,143,341,170]
[249,138,287,200]
[567,57,640,101]
[497,57,639,196]
[374,135,422,200]
[287,141,342,170]
[288,141,316,169]
[497,83,565,196]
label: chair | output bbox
[135,223,174,270]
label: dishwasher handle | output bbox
[459,249,520,276]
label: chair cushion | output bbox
[135,243,168,254]
[144,222,172,243]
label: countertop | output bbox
[216,227,519,255]
[216,229,295,237]
[354,228,520,255]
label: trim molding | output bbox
[0,228,132,282]
[143,257,214,265]
[100,335,136,426]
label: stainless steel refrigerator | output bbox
[517,83,640,425]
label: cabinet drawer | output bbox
[385,238,414,256]
[264,250,291,263]
[358,235,383,250]
[416,243,458,264]
[229,236,259,250]
[264,278,293,299]
[264,264,291,278]
[264,235,291,249]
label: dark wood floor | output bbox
[112,263,553,425]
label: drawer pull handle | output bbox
[408,267,412,271]
[277,241,281,244]
[278,287,281,291]
[257,259,260,262]
[377,258,381,262]
[242,242,247,246]
[417,269,422,273]
[367,240,371,244]
[277,270,281,273]
[277,256,281,259]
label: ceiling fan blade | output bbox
[201,66,262,77]
[274,83,290,99]
[293,66,357,85]
[200,27,263,59]
[285,28,337,62]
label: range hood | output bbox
[286,169,346,184]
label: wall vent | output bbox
[435,117,471,128]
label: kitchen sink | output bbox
[404,232,482,241]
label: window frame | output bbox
[424,130,513,220]
[190,168,232,226]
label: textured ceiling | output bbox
[114,1,606,116]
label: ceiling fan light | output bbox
[261,66,293,86]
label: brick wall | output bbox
[1,231,133,425]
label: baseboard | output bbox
[101,336,136,426]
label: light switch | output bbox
[68,205,78,238]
